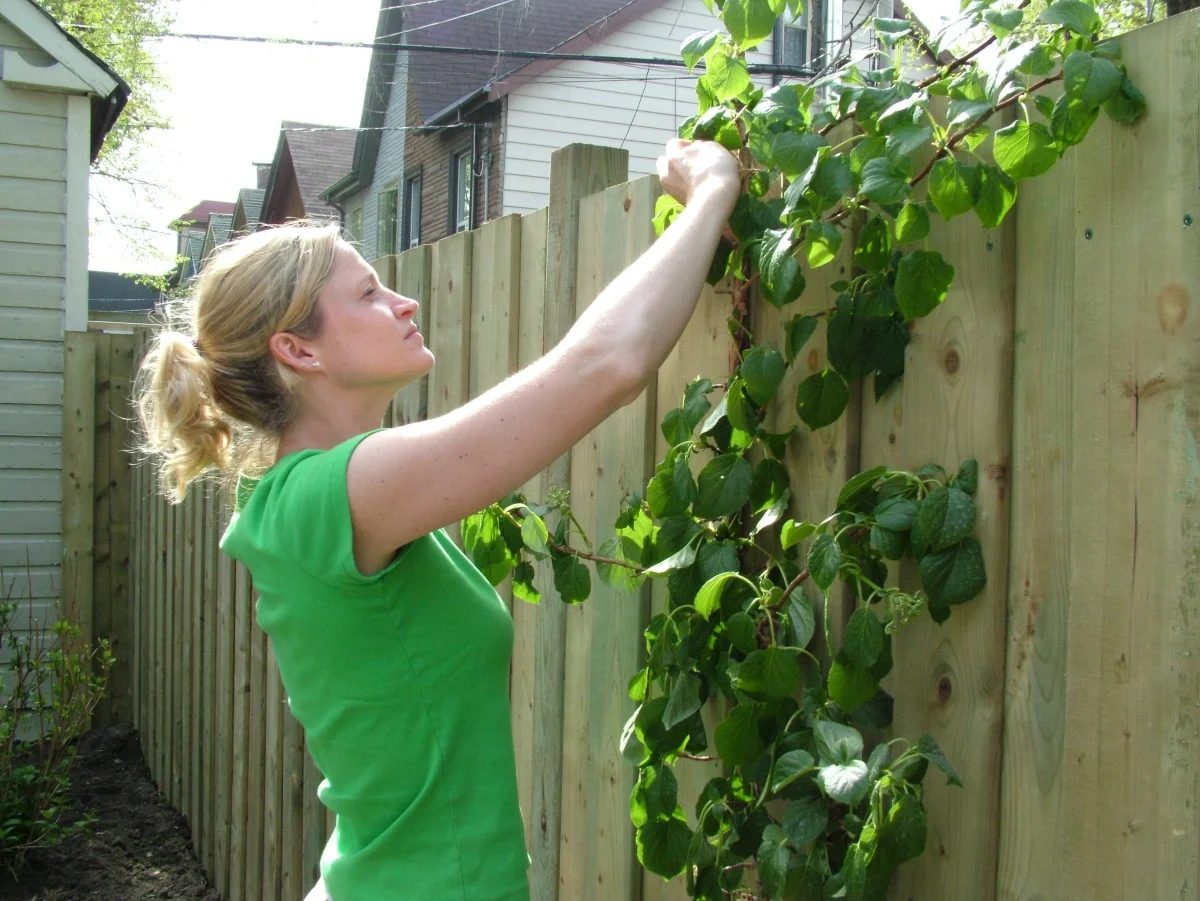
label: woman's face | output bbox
[307,243,435,391]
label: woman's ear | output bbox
[268,332,318,374]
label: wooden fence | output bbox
[64,13,1200,900]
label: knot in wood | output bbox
[943,348,961,374]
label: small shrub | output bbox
[0,568,113,875]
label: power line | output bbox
[85,29,815,77]
[394,0,521,36]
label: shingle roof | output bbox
[175,200,236,229]
[280,122,357,219]
[404,0,659,124]
[209,213,233,246]
[238,188,265,227]
[87,271,159,312]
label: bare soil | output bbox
[0,725,220,901]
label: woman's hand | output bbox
[656,139,741,219]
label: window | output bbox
[378,188,399,255]
[347,206,363,247]
[778,0,826,71]
[402,172,422,249]
[782,6,809,68]
[450,149,473,234]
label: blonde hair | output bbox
[137,221,343,502]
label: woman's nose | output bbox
[392,296,419,319]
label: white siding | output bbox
[0,16,67,624]
[501,0,881,215]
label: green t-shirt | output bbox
[221,431,530,901]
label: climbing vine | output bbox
[464,0,1144,898]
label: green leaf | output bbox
[681,30,720,71]
[695,454,754,519]
[895,250,955,319]
[885,124,934,161]
[653,193,684,238]
[552,552,591,604]
[983,7,1023,38]
[703,45,752,101]
[785,313,820,364]
[818,760,870,805]
[788,593,816,647]
[664,672,703,729]
[842,608,885,669]
[878,793,927,865]
[893,202,930,243]
[636,815,692,878]
[696,571,741,619]
[1063,50,1122,110]
[758,824,794,897]
[807,534,842,591]
[726,380,758,435]
[645,536,700,575]
[814,719,863,764]
[920,537,987,608]
[781,519,817,550]
[806,221,843,268]
[725,611,759,653]
[1038,0,1101,36]
[772,131,827,179]
[809,156,853,209]
[872,496,917,531]
[914,732,963,786]
[795,369,850,430]
[741,345,787,405]
[642,764,679,821]
[974,165,1017,229]
[737,648,801,699]
[1050,93,1100,149]
[828,655,879,712]
[772,749,816,793]
[837,465,888,509]
[859,156,912,205]
[1104,77,1147,124]
[956,458,979,495]
[854,216,892,275]
[783,795,828,847]
[463,509,516,585]
[682,377,715,431]
[715,702,767,767]
[758,227,806,307]
[993,121,1058,181]
[721,0,779,49]
[692,107,743,151]
[928,159,979,220]
[521,511,550,558]
[648,454,698,518]
[870,524,907,560]
[512,560,541,604]
[916,485,977,552]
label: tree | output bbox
[36,0,174,173]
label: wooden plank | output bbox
[0,111,67,149]
[994,89,1077,901]
[263,644,284,901]
[180,491,195,826]
[107,334,133,723]
[0,407,62,437]
[427,231,473,420]
[302,744,326,896]
[559,176,656,901]
[0,471,60,502]
[0,439,61,469]
[214,492,234,899]
[91,336,113,727]
[163,489,175,802]
[60,331,94,664]
[858,144,1015,901]
[244,606,267,901]
[0,83,66,116]
[0,502,59,533]
[0,144,65,181]
[394,244,432,426]
[129,400,141,733]
[0,242,63,278]
[531,143,628,901]
[282,705,305,901]
[0,176,65,215]
[0,340,64,373]
[229,561,251,901]
[0,209,63,247]
[0,372,63,405]
[0,308,65,341]
[0,273,64,307]
[512,206,547,859]
[200,487,216,874]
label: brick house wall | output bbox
[403,83,503,247]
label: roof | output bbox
[324,3,406,203]
[263,122,357,221]
[208,212,233,246]
[236,188,265,228]
[87,270,159,311]
[404,0,664,125]
[2,0,130,160]
[175,200,236,229]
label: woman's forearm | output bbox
[557,184,735,393]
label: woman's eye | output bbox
[363,286,376,297]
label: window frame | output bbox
[378,185,399,256]
[402,169,423,250]
[346,204,364,247]
[448,147,473,234]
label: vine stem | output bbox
[546,539,641,572]
[680,752,719,762]
[775,568,811,609]
[916,0,1033,89]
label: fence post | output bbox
[531,143,627,901]
[62,331,96,671]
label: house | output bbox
[171,199,235,259]
[230,186,265,237]
[258,121,356,226]
[87,270,159,323]
[323,0,879,255]
[200,212,232,266]
[0,0,127,625]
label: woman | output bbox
[137,138,739,901]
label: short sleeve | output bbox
[247,430,391,587]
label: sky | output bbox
[88,0,381,273]
[86,0,958,274]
